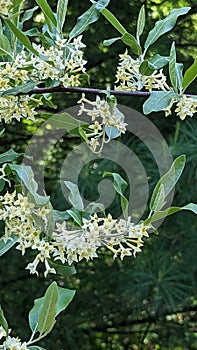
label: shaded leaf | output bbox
[139,60,155,76]
[35,0,56,27]
[21,6,39,23]
[121,32,141,55]
[49,260,76,277]
[0,306,9,334]
[0,149,22,164]
[57,286,76,315]
[183,57,197,91]
[2,81,42,96]
[3,18,38,55]
[66,208,82,226]
[101,8,127,35]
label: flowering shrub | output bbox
[0,0,196,349]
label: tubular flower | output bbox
[164,95,197,120]
[0,0,12,15]
[52,214,151,265]
[115,50,168,92]
[77,94,127,153]
[0,35,86,123]
[1,336,28,350]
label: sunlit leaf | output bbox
[70,0,110,39]
[136,5,145,43]
[150,54,169,69]
[57,0,68,34]
[35,0,56,27]
[103,37,121,46]
[143,91,178,114]
[150,183,166,212]
[64,181,84,211]
[121,32,141,55]
[101,8,127,35]
[0,235,18,257]
[144,7,190,49]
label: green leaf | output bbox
[145,206,181,224]
[0,33,11,53]
[49,260,76,277]
[169,42,177,91]
[143,91,177,115]
[66,208,82,226]
[35,0,57,27]
[0,306,9,334]
[0,235,18,257]
[150,155,186,209]
[8,164,49,205]
[0,179,5,192]
[56,286,76,315]
[52,210,70,221]
[37,282,58,336]
[144,7,191,49]
[28,347,47,350]
[57,0,68,34]
[64,181,84,211]
[181,203,197,214]
[136,5,145,43]
[3,18,39,55]
[0,149,22,164]
[150,184,166,212]
[101,8,127,35]
[69,0,110,39]
[48,113,83,132]
[21,6,39,23]
[29,283,75,333]
[121,32,141,55]
[145,202,197,225]
[103,172,128,219]
[0,47,12,58]
[2,81,42,96]
[103,37,121,46]
[183,57,197,91]
[150,54,169,69]
[105,126,120,139]
[139,60,156,76]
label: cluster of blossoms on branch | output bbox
[115,50,168,92]
[0,35,86,123]
[0,326,28,350]
[164,94,197,121]
[78,94,127,153]
[0,0,12,16]
[0,190,150,277]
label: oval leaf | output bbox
[139,60,156,76]
[37,281,58,336]
[150,54,169,69]
[143,91,177,115]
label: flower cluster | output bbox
[52,214,150,265]
[0,191,150,276]
[0,35,86,123]
[164,95,197,120]
[0,0,12,16]
[1,336,28,350]
[0,191,55,277]
[78,94,127,153]
[115,50,168,91]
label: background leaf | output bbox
[0,306,9,334]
